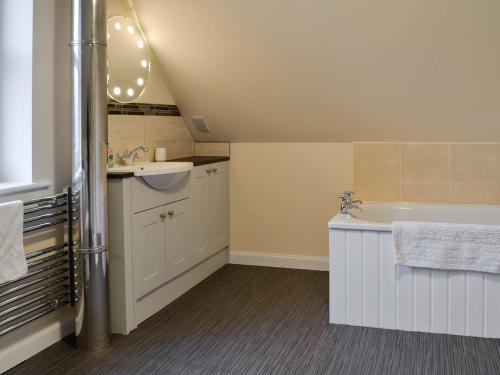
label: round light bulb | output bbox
[127,88,134,97]
[137,40,144,49]
[137,78,144,86]
[140,60,148,68]
[127,26,135,34]
[114,22,121,30]
[113,87,121,96]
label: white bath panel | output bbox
[329,228,500,339]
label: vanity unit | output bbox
[108,157,229,334]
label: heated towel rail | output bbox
[0,188,76,337]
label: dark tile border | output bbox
[108,101,181,116]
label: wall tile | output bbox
[143,142,160,162]
[108,140,122,161]
[143,141,187,161]
[401,144,450,202]
[108,113,194,165]
[122,116,145,141]
[195,142,230,156]
[450,144,500,204]
[108,115,122,144]
[169,142,195,159]
[353,143,401,201]
[145,117,190,142]
[121,140,144,162]
[354,143,500,204]
[145,116,169,142]
[108,102,181,116]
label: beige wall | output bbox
[108,115,194,162]
[133,0,500,143]
[230,143,353,257]
[230,142,500,260]
[354,143,500,204]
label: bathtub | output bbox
[328,202,500,338]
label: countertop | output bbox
[107,155,230,178]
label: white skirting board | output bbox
[0,306,74,373]
[330,228,500,338]
[230,251,328,271]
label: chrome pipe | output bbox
[70,0,110,349]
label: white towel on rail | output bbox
[0,200,27,284]
[392,221,500,274]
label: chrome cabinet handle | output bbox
[212,168,218,173]
[167,210,175,217]
[160,213,166,219]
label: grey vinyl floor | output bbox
[7,265,500,375]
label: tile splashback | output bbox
[194,143,230,157]
[354,143,500,204]
[108,114,194,163]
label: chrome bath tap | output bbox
[338,191,363,214]
[117,145,149,166]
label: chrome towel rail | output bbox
[0,188,74,337]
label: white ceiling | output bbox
[133,0,500,142]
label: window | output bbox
[0,0,52,196]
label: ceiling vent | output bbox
[192,116,210,132]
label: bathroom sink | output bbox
[108,162,193,190]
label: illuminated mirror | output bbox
[107,16,150,103]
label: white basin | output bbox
[108,162,193,190]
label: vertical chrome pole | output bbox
[70,0,110,349]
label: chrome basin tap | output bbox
[339,191,363,214]
[117,145,149,166]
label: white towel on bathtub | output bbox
[392,221,500,274]
[0,200,27,284]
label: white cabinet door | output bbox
[210,161,229,252]
[165,199,191,281]
[190,165,212,264]
[132,206,166,298]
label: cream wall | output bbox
[229,142,500,260]
[133,0,500,143]
[230,143,353,258]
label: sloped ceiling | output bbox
[133,0,500,142]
